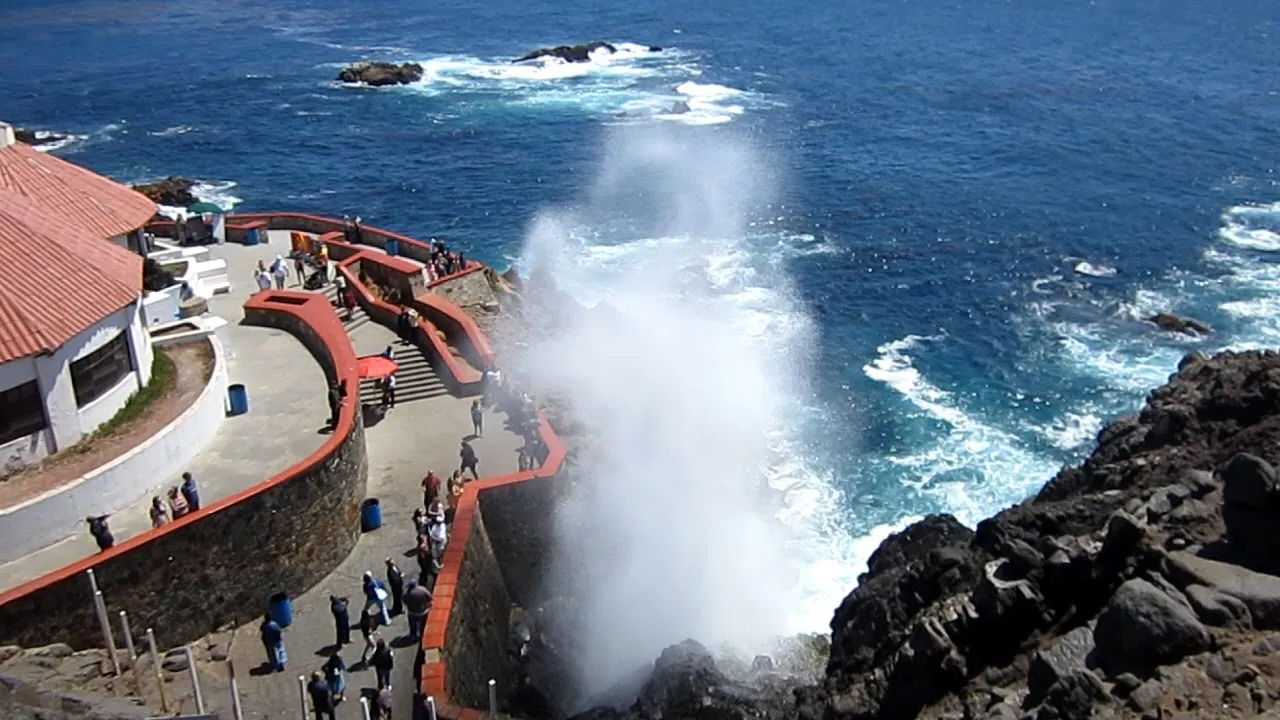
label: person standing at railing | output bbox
[180,471,200,511]
[86,515,113,551]
[404,579,431,639]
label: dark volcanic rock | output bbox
[1093,578,1210,675]
[1146,312,1212,336]
[337,61,424,86]
[1220,452,1280,572]
[515,42,616,63]
[132,176,198,206]
[13,128,67,147]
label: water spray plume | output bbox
[514,124,814,704]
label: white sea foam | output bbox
[862,334,1060,526]
[29,131,89,153]
[1219,202,1280,251]
[153,180,243,219]
[148,125,195,137]
[1074,261,1117,278]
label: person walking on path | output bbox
[86,515,113,551]
[293,254,307,287]
[385,558,404,617]
[260,616,286,672]
[374,685,394,720]
[271,255,288,290]
[327,381,345,428]
[307,671,336,720]
[381,373,397,409]
[404,579,432,639]
[255,266,272,292]
[180,472,200,511]
[460,440,479,480]
[149,497,170,528]
[330,594,350,646]
[358,611,378,665]
[371,638,394,690]
[323,652,347,704]
[422,471,442,510]
[470,399,483,437]
[363,571,390,626]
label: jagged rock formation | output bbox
[562,349,1280,720]
[12,128,68,148]
[514,42,617,63]
[336,61,424,86]
[1147,312,1212,336]
[131,176,197,206]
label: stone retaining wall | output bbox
[477,474,560,608]
[440,505,512,709]
[0,291,366,650]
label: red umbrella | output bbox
[357,355,399,379]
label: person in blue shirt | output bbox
[259,616,286,672]
[180,472,200,511]
[362,571,390,626]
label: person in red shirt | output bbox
[421,471,441,509]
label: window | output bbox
[0,380,47,445]
[70,332,135,407]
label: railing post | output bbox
[117,611,140,694]
[297,674,308,720]
[185,645,204,714]
[427,695,437,720]
[91,589,120,676]
[488,678,497,718]
[360,696,373,720]
[229,661,245,720]
[146,629,170,713]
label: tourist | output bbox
[180,472,200,511]
[363,570,391,626]
[341,284,357,321]
[404,579,431,639]
[307,670,336,720]
[385,558,405,617]
[271,255,288,290]
[415,535,438,586]
[371,638,394,690]
[381,374,397,409]
[381,344,395,361]
[481,366,501,406]
[342,215,353,243]
[149,497,170,528]
[426,503,449,559]
[260,615,286,672]
[422,471,442,510]
[323,651,347,704]
[327,381,344,428]
[86,515,113,551]
[374,684,394,720]
[471,399,483,438]
[459,440,479,480]
[412,507,427,538]
[330,594,350,646]
[293,254,307,287]
[445,474,463,525]
[168,487,190,519]
[255,267,272,292]
[353,216,364,244]
[358,610,378,665]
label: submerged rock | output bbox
[337,61,424,86]
[514,42,616,63]
[1147,311,1212,336]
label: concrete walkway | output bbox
[0,237,328,593]
[224,294,524,720]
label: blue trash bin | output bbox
[385,238,400,257]
[244,228,261,246]
[267,592,293,628]
[227,384,249,416]
[361,498,382,532]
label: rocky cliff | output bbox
[568,349,1280,720]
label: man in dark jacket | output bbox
[404,580,432,639]
[307,671,336,720]
[330,595,350,645]
[385,558,405,617]
[180,472,200,511]
[371,638,394,690]
[86,515,113,551]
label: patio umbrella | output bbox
[357,355,399,379]
[187,201,224,214]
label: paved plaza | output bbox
[0,237,328,593]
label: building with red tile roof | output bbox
[0,122,155,473]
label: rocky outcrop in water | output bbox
[12,128,68,148]
[132,176,197,206]
[562,349,1280,720]
[336,61,424,86]
[1147,312,1212,336]
[513,42,617,63]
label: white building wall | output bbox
[0,356,37,390]
[0,428,51,473]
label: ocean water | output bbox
[2,0,1277,633]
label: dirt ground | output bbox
[0,341,215,507]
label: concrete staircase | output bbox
[322,286,449,405]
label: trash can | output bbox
[227,384,249,416]
[361,498,382,532]
[267,592,293,628]
[244,228,261,246]
[385,238,400,257]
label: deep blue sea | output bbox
[3,0,1278,631]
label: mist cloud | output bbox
[514,124,811,704]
